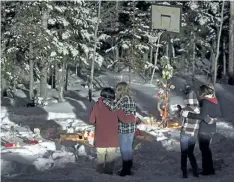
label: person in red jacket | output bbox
[89,87,135,175]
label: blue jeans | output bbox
[180,134,195,152]
[180,134,198,172]
[119,132,134,161]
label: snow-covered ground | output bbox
[1,70,234,182]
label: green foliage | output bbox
[161,56,173,83]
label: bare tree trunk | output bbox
[40,64,48,99]
[143,52,148,76]
[40,8,49,100]
[115,0,119,71]
[128,2,137,86]
[150,32,162,84]
[55,63,58,89]
[149,45,153,76]
[211,41,216,75]
[128,65,131,85]
[228,1,234,77]
[192,33,196,77]
[58,62,65,102]
[181,53,185,71]
[166,42,169,57]
[29,43,34,100]
[223,41,227,77]
[115,46,119,65]
[213,0,225,85]
[51,65,54,88]
[1,1,7,97]
[51,64,56,89]
[171,41,175,58]
[64,64,69,91]
[89,0,101,102]
[1,77,6,98]
[75,63,78,75]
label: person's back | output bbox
[199,96,221,133]
[182,90,200,136]
[116,95,136,134]
[180,89,200,178]
[89,87,135,175]
[91,97,119,148]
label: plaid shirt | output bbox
[103,96,136,134]
[184,90,199,107]
[181,90,200,137]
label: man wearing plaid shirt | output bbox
[103,94,136,176]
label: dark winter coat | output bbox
[89,97,135,148]
[187,96,221,134]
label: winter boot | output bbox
[129,160,133,169]
[126,160,133,175]
[119,161,129,177]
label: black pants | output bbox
[180,134,198,173]
[198,132,215,174]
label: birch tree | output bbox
[58,61,66,102]
[89,0,101,101]
[213,0,225,85]
[40,8,50,100]
[229,1,234,79]
[29,43,34,100]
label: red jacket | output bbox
[89,97,135,148]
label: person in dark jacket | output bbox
[180,89,200,178]
[89,87,135,175]
[181,84,222,175]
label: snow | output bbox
[62,32,71,40]
[50,51,57,57]
[1,70,234,182]
[189,2,199,11]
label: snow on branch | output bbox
[107,59,118,69]
[98,34,111,41]
[145,61,159,70]
[105,46,116,53]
